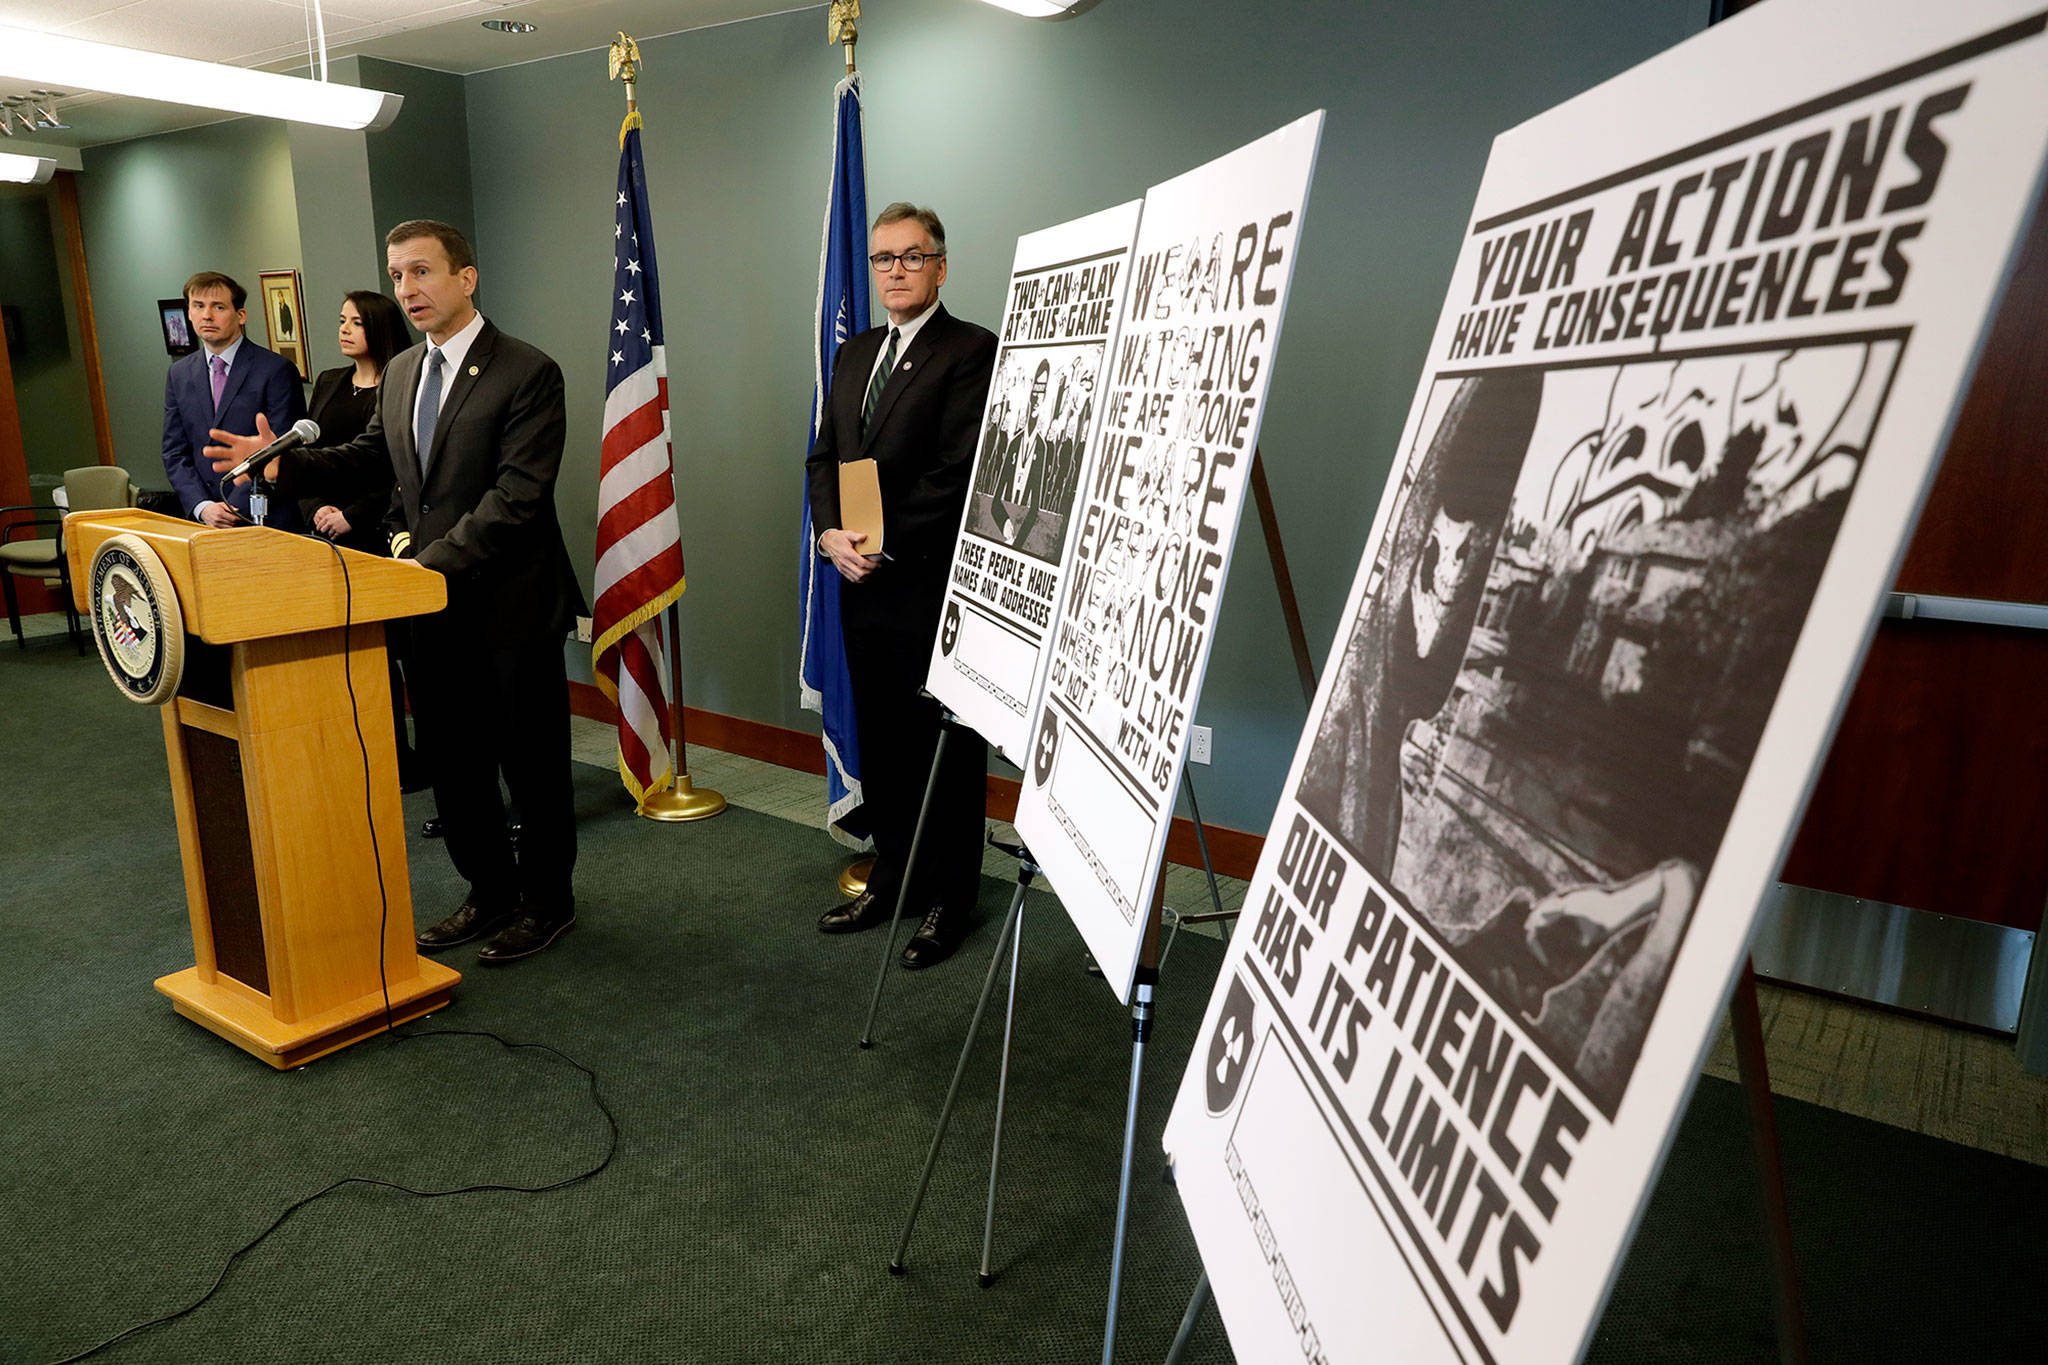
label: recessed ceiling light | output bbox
[481,20,537,33]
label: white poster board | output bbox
[1162,3,2048,1363]
[927,202,1143,764]
[1015,113,1326,1002]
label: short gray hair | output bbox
[872,202,946,252]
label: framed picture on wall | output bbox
[157,298,196,357]
[258,269,310,381]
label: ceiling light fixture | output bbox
[0,24,403,131]
[481,20,538,34]
[972,0,1102,17]
[0,150,57,184]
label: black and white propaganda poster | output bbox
[1014,113,1325,1002]
[1163,3,2048,1362]
[927,202,1142,764]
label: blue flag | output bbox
[798,73,871,848]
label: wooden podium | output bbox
[67,509,459,1068]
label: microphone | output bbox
[223,417,321,483]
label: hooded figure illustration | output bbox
[1298,370,1542,875]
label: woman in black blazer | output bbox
[300,290,431,795]
[300,290,408,548]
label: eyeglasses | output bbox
[869,250,944,273]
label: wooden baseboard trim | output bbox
[1,576,67,618]
[567,681,1264,880]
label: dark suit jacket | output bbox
[297,366,388,553]
[162,338,306,525]
[804,303,997,632]
[278,319,584,644]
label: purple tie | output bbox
[209,354,227,411]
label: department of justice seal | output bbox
[90,533,183,705]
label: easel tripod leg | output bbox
[889,877,1028,1274]
[859,726,953,1049]
[1160,771,1232,972]
[978,888,1029,1287]
[1161,1270,1212,1365]
[1178,772,1230,924]
[1731,958,1808,1365]
[1101,977,1156,1365]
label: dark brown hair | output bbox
[384,219,476,272]
[342,290,409,371]
[182,271,247,309]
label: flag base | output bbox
[640,776,727,823]
[839,857,874,898]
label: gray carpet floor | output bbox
[4,639,2045,1363]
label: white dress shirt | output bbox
[864,297,939,395]
[414,309,487,445]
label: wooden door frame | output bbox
[54,170,116,468]
[0,171,115,619]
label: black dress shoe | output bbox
[420,817,445,839]
[476,909,576,964]
[416,898,515,951]
[900,905,964,970]
[818,888,897,934]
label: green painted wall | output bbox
[77,117,304,491]
[289,58,382,372]
[359,57,478,252]
[0,183,95,481]
[461,0,1703,833]
[286,58,480,389]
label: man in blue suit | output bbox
[161,271,305,528]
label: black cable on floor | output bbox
[47,530,618,1364]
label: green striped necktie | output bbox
[861,327,899,438]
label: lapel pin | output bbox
[902,360,912,370]
[468,365,479,376]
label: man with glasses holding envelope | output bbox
[806,202,997,970]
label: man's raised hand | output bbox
[204,412,277,483]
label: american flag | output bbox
[592,119,686,812]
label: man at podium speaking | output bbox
[207,219,583,966]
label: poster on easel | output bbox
[1014,112,1326,1002]
[927,201,1143,765]
[1162,3,2048,1362]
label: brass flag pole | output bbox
[827,3,875,894]
[609,31,725,825]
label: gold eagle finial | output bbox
[609,33,643,146]
[608,33,641,84]
[828,1,861,46]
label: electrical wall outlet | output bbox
[573,615,593,643]
[1190,724,1212,765]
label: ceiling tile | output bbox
[0,1,137,28]
[51,0,322,62]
